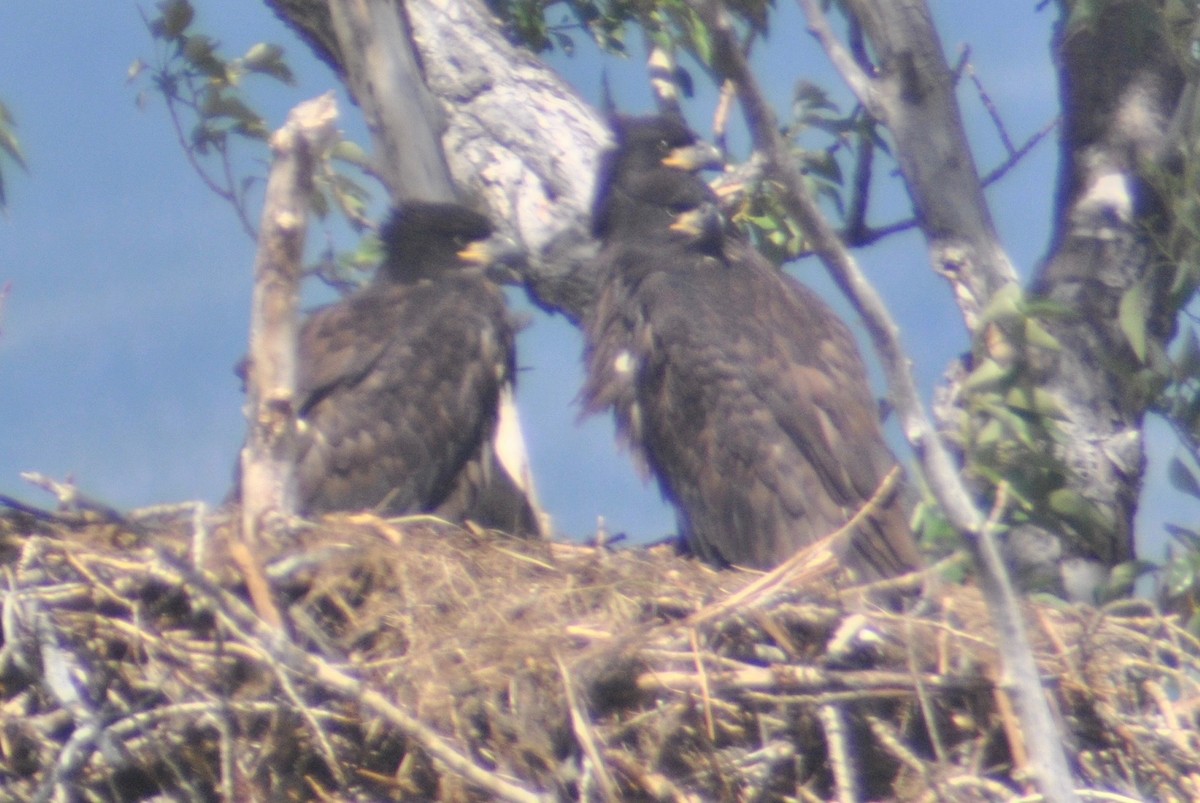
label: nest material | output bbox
[1,501,1199,802]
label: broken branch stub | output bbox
[240,92,339,550]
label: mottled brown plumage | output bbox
[288,201,536,532]
[582,115,919,578]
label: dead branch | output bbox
[239,92,337,549]
[238,92,338,628]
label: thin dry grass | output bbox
[1,499,1198,802]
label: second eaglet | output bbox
[581,114,920,579]
[288,201,536,534]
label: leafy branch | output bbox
[130,0,378,289]
[130,0,296,239]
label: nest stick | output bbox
[145,549,549,803]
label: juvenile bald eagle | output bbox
[581,115,920,579]
[282,201,537,533]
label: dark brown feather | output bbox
[582,116,919,578]
[294,273,512,518]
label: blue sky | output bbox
[0,1,1194,555]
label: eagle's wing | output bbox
[622,244,916,574]
[296,289,406,415]
[295,278,512,516]
[580,243,666,479]
[755,269,896,506]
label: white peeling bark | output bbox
[406,0,611,322]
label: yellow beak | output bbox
[661,142,724,172]
[456,241,493,265]
[669,208,710,236]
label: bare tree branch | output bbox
[806,0,1020,329]
[799,0,881,118]
[980,116,1059,186]
[846,118,1058,247]
[966,62,1016,156]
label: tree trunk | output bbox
[1012,2,1183,596]
[326,0,456,200]
[842,0,1185,599]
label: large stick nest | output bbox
[1,500,1198,802]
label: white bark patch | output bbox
[1071,170,1133,236]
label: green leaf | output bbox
[330,140,371,169]
[201,91,261,128]
[1047,488,1111,534]
[229,119,269,141]
[189,122,224,154]
[743,214,779,232]
[978,282,1024,327]
[974,418,1005,450]
[1102,560,1153,599]
[1169,457,1200,499]
[1165,553,1198,597]
[794,80,838,115]
[1005,386,1066,420]
[1183,389,1200,431]
[1020,298,1074,320]
[1065,0,1100,34]
[1165,0,1192,27]
[801,149,843,185]
[962,357,1013,392]
[687,9,714,66]
[0,101,26,169]
[1023,317,1062,351]
[1047,488,1090,521]
[675,66,694,98]
[1166,523,1200,552]
[183,34,225,79]
[552,31,575,56]
[242,42,295,85]
[1118,282,1148,363]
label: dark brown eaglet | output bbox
[581,114,920,579]
[284,201,538,534]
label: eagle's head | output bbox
[379,201,501,283]
[592,114,724,240]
